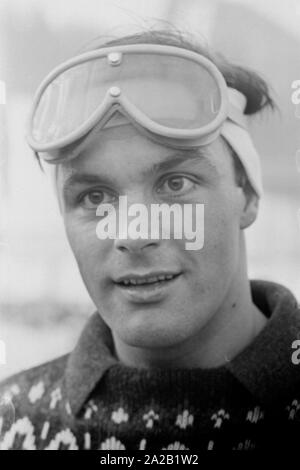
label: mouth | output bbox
[113,272,182,303]
[114,272,181,288]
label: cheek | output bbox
[63,215,109,280]
[206,216,239,291]
[209,183,241,239]
[207,203,239,251]
[185,196,241,290]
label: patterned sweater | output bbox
[0,280,300,451]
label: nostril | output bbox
[116,245,127,253]
[114,238,159,253]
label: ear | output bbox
[239,187,259,229]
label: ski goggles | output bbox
[26,44,263,197]
[27,44,236,152]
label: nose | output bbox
[113,194,160,254]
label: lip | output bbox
[114,271,181,284]
[113,271,182,303]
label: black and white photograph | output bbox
[0,0,300,454]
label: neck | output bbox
[112,244,267,370]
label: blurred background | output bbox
[0,0,300,380]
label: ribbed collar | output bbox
[65,280,300,416]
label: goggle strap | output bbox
[227,87,248,129]
[221,120,263,198]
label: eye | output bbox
[79,190,115,209]
[157,175,195,196]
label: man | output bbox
[0,29,299,451]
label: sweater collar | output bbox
[65,280,300,416]
[227,280,300,409]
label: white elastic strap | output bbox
[220,121,263,197]
[224,88,263,198]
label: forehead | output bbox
[57,123,232,183]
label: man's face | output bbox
[56,124,244,349]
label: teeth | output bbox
[121,274,176,286]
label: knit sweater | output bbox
[0,280,300,451]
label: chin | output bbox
[117,318,190,350]
[122,334,177,350]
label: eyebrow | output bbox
[147,149,217,176]
[62,149,218,196]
